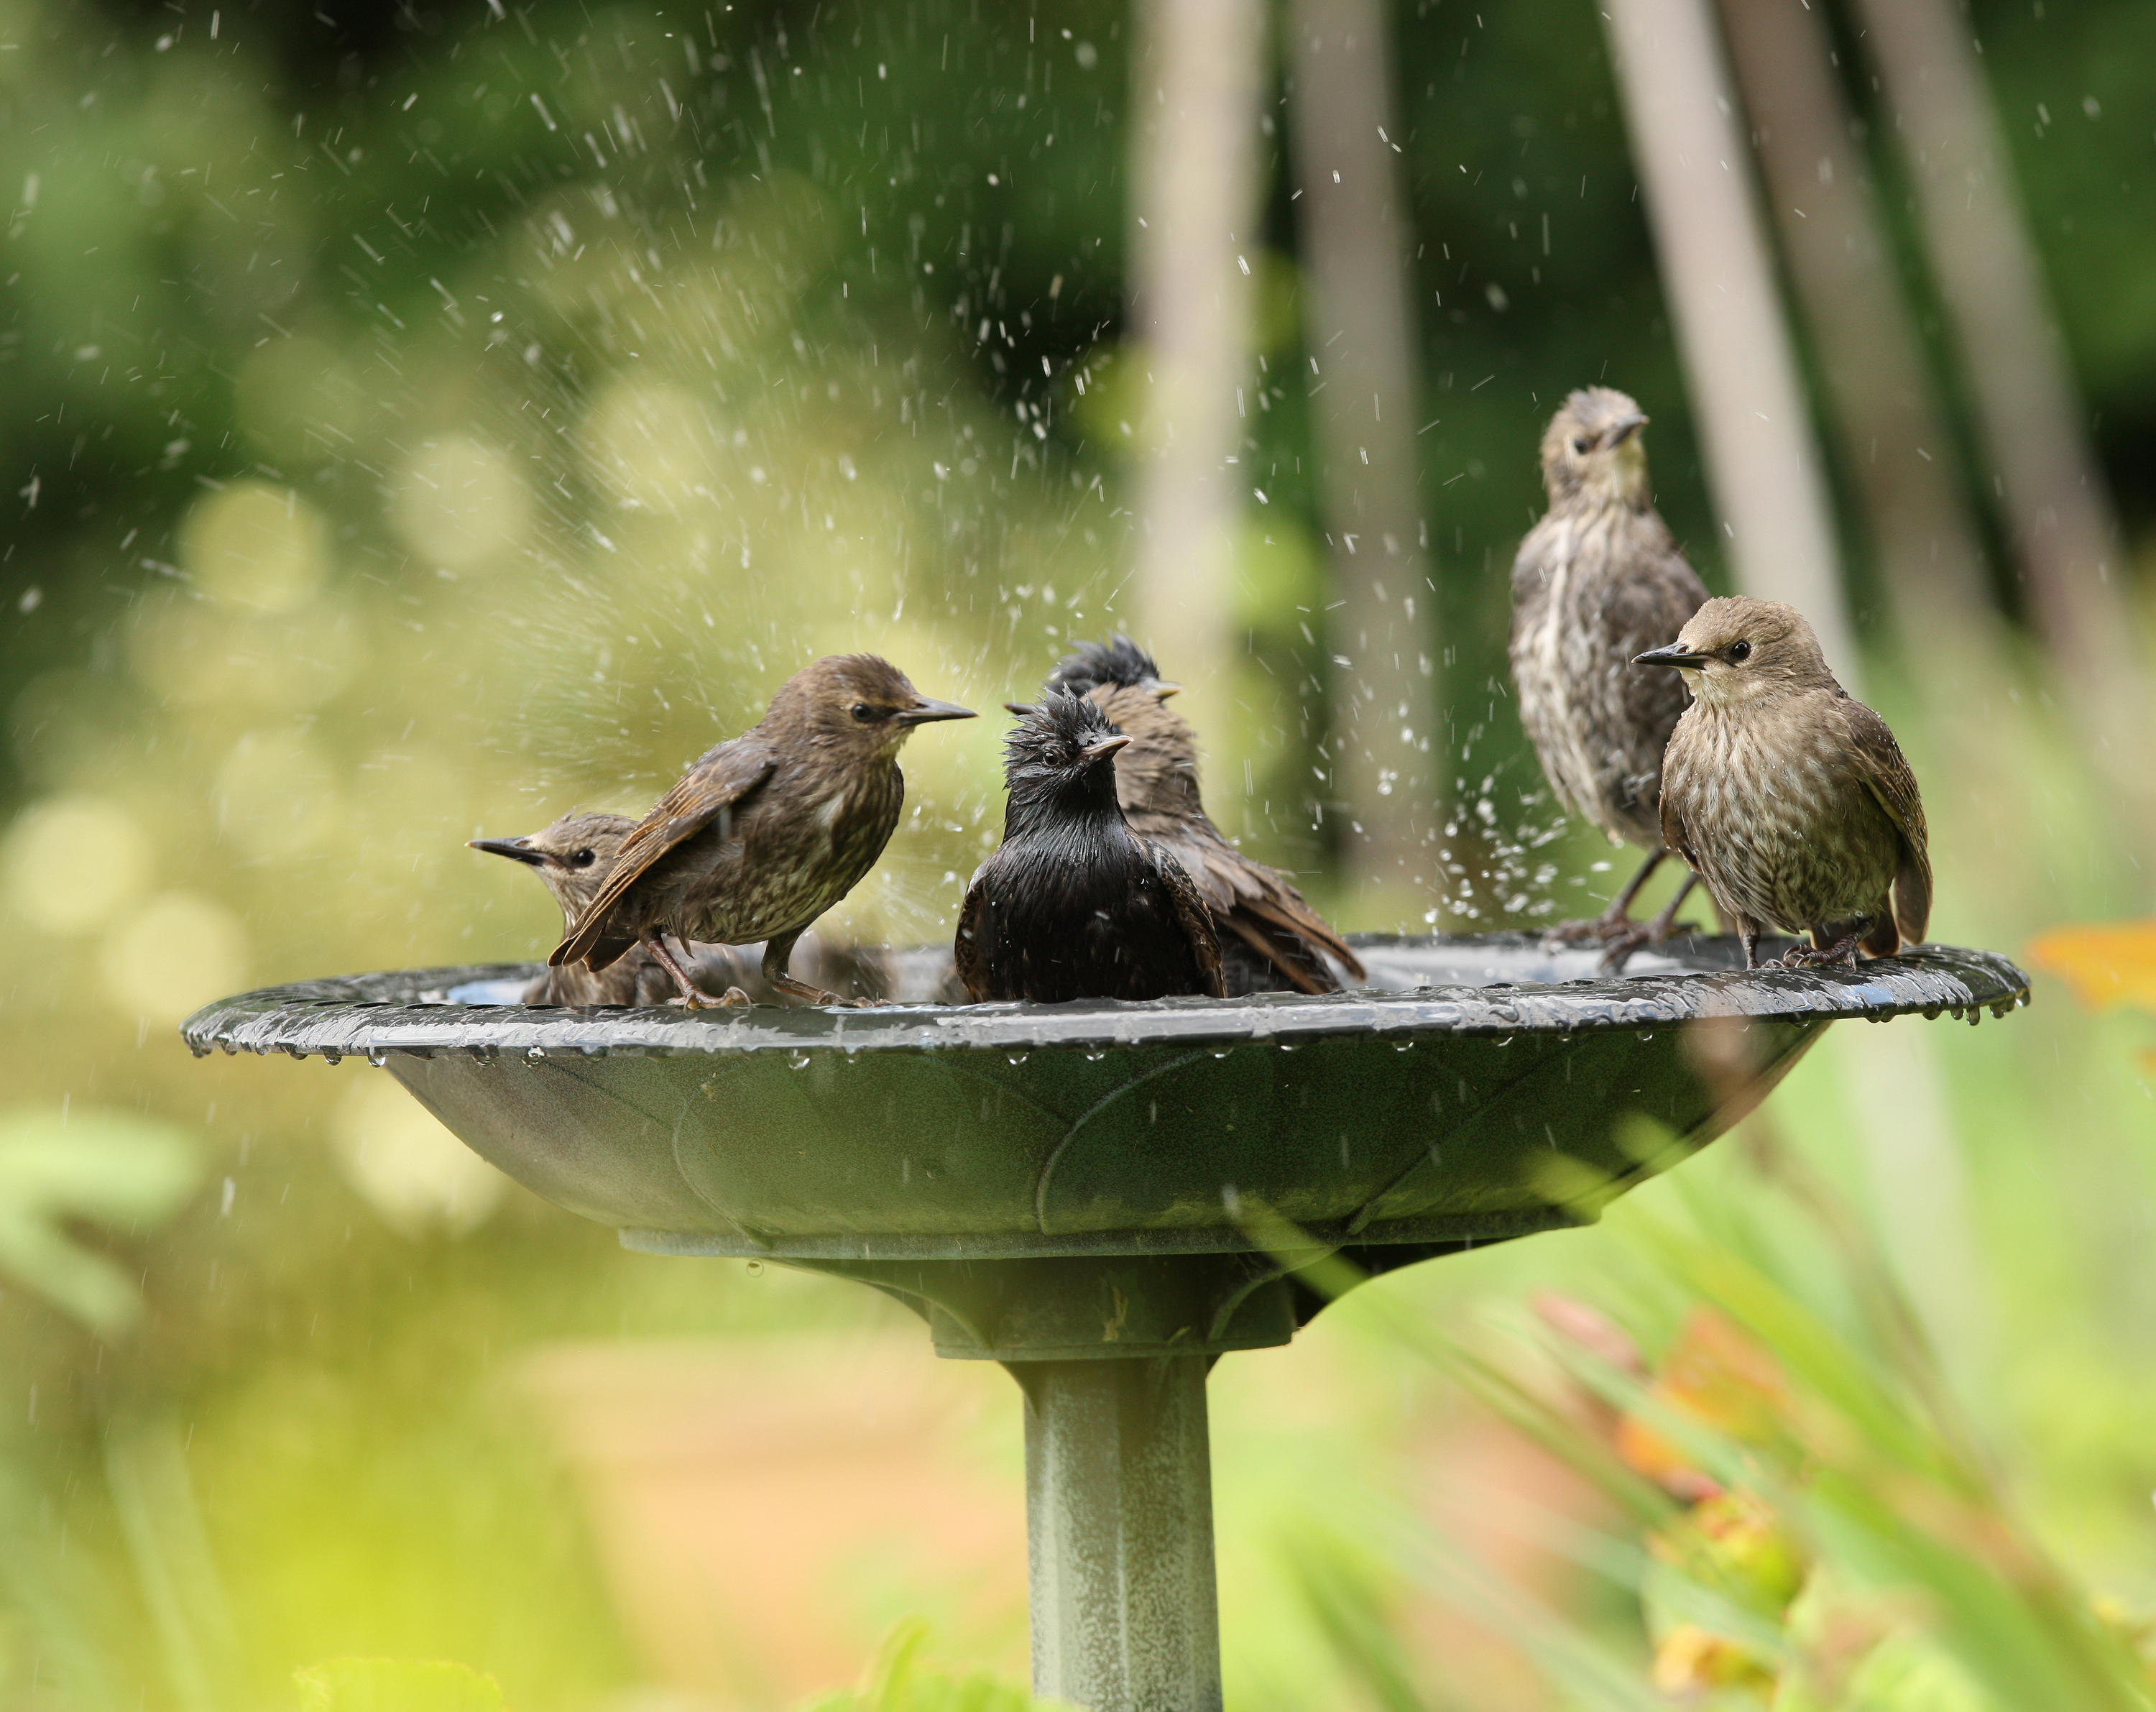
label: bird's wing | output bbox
[1658,726,1700,873]
[1604,528,1709,818]
[952,862,996,1001]
[1843,699,1931,949]
[1146,842,1227,998]
[1136,817,1363,988]
[552,737,780,967]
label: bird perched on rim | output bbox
[1636,597,1930,971]
[1042,635,1365,995]
[471,812,799,1005]
[473,812,723,1005]
[550,655,975,1006]
[1511,388,1710,964]
[954,690,1225,1003]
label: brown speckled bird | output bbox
[474,812,705,1005]
[955,691,1225,1003]
[471,812,764,1006]
[1042,636,1364,995]
[550,655,974,1007]
[1511,388,1710,962]
[1636,597,1930,971]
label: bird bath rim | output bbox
[180,933,2030,1064]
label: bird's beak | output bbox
[1632,642,1708,669]
[897,697,977,725]
[1082,734,1133,763]
[469,837,547,866]
[1150,680,1183,700]
[1606,413,1649,446]
[1003,701,1037,718]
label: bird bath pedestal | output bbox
[183,934,2028,1711]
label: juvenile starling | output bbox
[1636,597,1930,970]
[470,812,749,1005]
[1044,635,1365,995]
[954,690,1226,1003]
[550,655,975,1007]
[1511,389,1710,962]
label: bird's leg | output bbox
[1593,870,1703,974]
[645,931,729,1009]
[1544,848,1667,948]
[1739,925,1761,970]
[1781,923,1864,971]
[761,929,849,1007]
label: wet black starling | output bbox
[1636,597,1931,971]
[1044,635,1365,995]
[1511,389,1710,963]
[471,812,783,1005]
[954,690,1226,1003]
[550,655,975,1007]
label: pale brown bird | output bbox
[550,655,975,1007]
[955,691,1225,1003]
[1636,597,1930,971]
[1511,388,1710,963]
[471,813,753,1005]
[1042,636,1365,995]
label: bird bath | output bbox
[183,933,2027,1711]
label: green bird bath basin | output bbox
[183,933,2029,1711]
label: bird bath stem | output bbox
[182,934,2029,1711]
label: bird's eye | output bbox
[571,847,596,867]
[1728,641,1752,663]
[850,701,877,723]
[1572,436,1592,454]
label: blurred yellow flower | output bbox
[1,795,150,934]
[2026,920,2156,1013]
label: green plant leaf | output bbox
[0,1105,203,1335]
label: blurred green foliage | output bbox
[0,0,2148,1706]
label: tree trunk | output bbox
[1600,0,1859,686]
[1847,0,2154,845]
[1126,0,1271,754]
[1287,0,1439,911]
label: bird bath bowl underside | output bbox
[181,934,2029,1711]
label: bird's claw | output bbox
[1779,940,1859,971]
[668,985,754,1009]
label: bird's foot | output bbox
[1594,921,1656,975]
[1779,934,1861,971]
[667,985,755,1010]
[768,974,847,1007]
[1540,916,1620,947]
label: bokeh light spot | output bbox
[181,482,331,613]
[331,1074,507,1238]
[1,796,151,935]
[390,435,533,571]
[98,891,249,1024]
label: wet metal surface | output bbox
[180,935,2030,1265]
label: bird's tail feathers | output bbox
[1892,845,1932,949]
[1240,890,1368,983]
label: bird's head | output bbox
[469,811,637,920]
[773,653,976,758]
[1001,689,1130,823]
[1632,596,1838,707]
[1540,387,1653,507]
[1045,634,1174,699]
